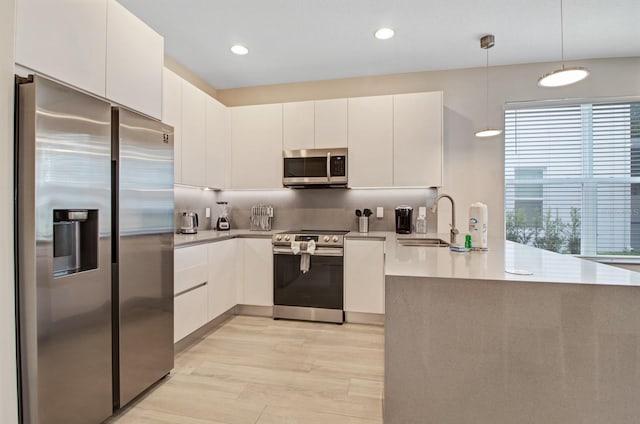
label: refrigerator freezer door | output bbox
[113,108,174,407]
[16,76,113,424]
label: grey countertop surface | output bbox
[175,230,640,286]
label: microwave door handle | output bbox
[326,152,331,183]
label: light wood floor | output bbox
[108,315,384,424]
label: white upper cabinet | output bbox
[230,104,283,189]
[205,97,229,189]
[283,99,348,150]
[105,0,163,119]
[283,101,315,150]
[181,81,207,187]
[15,0,108,97]
[315,98,348,148]
[162,68,182,184]
[393,91,443,187]
[348,95,394,187]
[15,0,164,119]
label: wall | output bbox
[175,186,438,233]
[217,57,640,239]
[164,54,217,98]
[1,0,19,422]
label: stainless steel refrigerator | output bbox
[15,75,174,424]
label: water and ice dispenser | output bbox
[52,209,98,277]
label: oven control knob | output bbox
[332,236,339,242]
[276,235,282,241]
[285,235,290,241]
[324,236,330,242]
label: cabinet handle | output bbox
[175,281,207,297]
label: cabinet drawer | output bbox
[174,284,208,343]
[174,245,208,294]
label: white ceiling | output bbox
[118,0,640,90]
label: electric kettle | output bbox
[180,212,198,234]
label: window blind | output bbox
[505,101,640,256]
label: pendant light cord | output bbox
[560,0,565,68]
[485,48,489,128]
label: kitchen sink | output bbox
[396,238,450,247]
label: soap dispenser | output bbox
[416,207,427,234]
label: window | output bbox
[514,168,543,226]
[505,101,640,257]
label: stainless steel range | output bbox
[272,230,348,323]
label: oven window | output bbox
[284,157,328,178]
[274,254,343,309]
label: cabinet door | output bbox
[181,81,207,186]
[207,239,238,320]
[348,96,393,187]
[315,98,348,148]
[283,101,315,150]
[174,284,208,342]
[230,104,283,189]
[105,0,163,119]
[205,97,229,189]
[15,0,107,96]
[162,68,182,184]
[344,240,385,314]
[394,92,443,187]
[242,239,273,306]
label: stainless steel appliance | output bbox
[395,206,413,234]
[112,107,174,409]
[272,230,347,323]
[180,211,199,234]
[282,148,348,187]
[215,202,230,231]
[15,75,174,424]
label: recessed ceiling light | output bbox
[230,45,249,55]
[374,28,395,40]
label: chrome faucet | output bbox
[431,194,459,245]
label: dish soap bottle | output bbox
[416,207,427,234]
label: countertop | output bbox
[175,229,640,286]
[175,229,388,247]
[384,233,640,286]
[174,229,275,247]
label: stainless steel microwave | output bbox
[283,148,348,187]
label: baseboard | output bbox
[345,311,385,326]
[174,306,236,355]
[236,304,273,317]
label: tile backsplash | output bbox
[175,186,438,233]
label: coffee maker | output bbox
[216,202,230,231]
[395,206,413,234]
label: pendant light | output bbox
[538,0,589,87]
[475,34,502,138]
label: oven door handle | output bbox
[273,247,344,257]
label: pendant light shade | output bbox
[475,128,503,138]
[538,0,589,88]
[475,34,502,139]
[538,66,589,87]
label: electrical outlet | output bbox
[205,207,211,218]
[376,207,384,218]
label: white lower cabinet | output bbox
[242,238,274,306]
[174,284,208,343]
[174,244,209,342]
[344,239,385,314]
[207,239,240,320]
